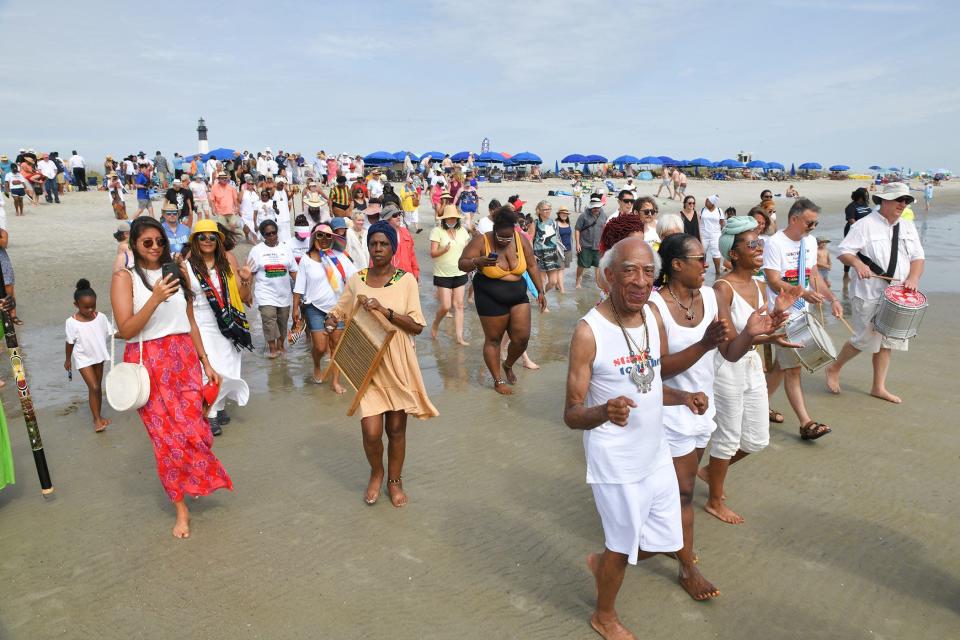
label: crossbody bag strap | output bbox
[855,221,900,277]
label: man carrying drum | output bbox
[762,198,842,440]
[826,183,925,404]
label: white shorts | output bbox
[851,296,909,354]
[702,234,721,259]
[663,423,713,458]
[403,209,419,226]
[591,463,682,565]
[710,350,769,459]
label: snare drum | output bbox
[784,312,838,373]
[872,285,927,339]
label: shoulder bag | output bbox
[104,325,151,411]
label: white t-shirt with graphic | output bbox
[247,242,298,308]
[762,231,818,316]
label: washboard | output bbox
[321,300,397,416]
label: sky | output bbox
[1,0,957,171]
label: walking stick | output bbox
[0,265,53,495]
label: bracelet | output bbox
[388,308,394,321]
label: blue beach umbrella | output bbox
[363,150,395,165]
[689,158,712,167]
[561,153,586,163]
[477,151,504,163]
[766,161,785,171]
[657,156,675,164]
[420,151,446,160]
[612,154,641,165]
[829,164,850,171]
[868,165,883,171]
[554,160,559,174]
[511,151,543,164]
[638,156,663,165]
[746,160,767,169]
[393,151,419,162]
[450,151,471,162]
[720,159,746,168]
[584,154,608,164]
[202,147,237,161]
[799,162,822,170]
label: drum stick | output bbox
[812,278,826,324]
[871,274,897,281]
[838,315,856,335]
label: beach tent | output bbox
[202,147,238,161]
[561,153,587,163]
[612,154,641,165]
[393,151,419,162]
[511,152,542,164]
[584,154,608,164]
[638,156,663,165]
[829,164,850,171]
[451,151,471,162]
[363,151,395,165]
[638,170,654,180]
[799,162,822,170]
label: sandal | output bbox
[799,421,831,440]
[769,408,785,424]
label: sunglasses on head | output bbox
[139,237,167,248]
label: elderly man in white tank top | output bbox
[564,237,708,640]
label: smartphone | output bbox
[161,262,180,286]
[487,252,498,260]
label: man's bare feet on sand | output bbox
[679,564,719,601]
[586,554,637,640]
[502,361,518,384]
[704,497,744,524]
[871,387,901,404]
[825,363,841,394]
[387,478,407,507]
[332,382,346,395]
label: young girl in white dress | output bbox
[64,279,113,432]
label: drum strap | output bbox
[857,223,899,278]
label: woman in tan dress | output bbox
[326,220,438,508]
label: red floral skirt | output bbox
[125,333,233,502]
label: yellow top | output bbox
[481,230,526,279]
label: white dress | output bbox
[187,265,243,416]
[65,312,112,369]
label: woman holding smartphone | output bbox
[110,217,232,539]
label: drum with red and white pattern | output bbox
[872,285,927,339]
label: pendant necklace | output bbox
[610,301,654,393]
[667,285,698,321]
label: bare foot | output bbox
[522,359,540,370]
[456,338,470,346]
[678,565,719,601]
[387,480,407,508]
[94,418,110,433]
[267,351,278,359]
[494,381,513,395]
[502,362,517,384]
[704,498,744,524]
[172,513,190,539]
[365,470,383,505]
[332,382,346,395]
[590,612,637,640]
[825,363,841,394]
[430,323,439,339]
[576,283,583,289]
[870,387,902,404]
[0,379,5,389]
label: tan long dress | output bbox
[331,269,439,420]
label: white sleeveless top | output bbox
[649,287,718,431]
[130,267,191,341]
[718,279,763,333]
[581,306,671,485]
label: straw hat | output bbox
[439,204,462,220]
[440,190,452,200]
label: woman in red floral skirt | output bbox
[111,217,232,538]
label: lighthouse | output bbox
[197,117,209,154]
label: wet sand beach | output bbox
[0,178,957,639]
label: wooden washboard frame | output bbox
[321,300,397,416]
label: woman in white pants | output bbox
[701,217,799,524]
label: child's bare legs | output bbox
[79,362,109,431]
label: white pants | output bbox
[403,209,419,227]
[590,463,683,565]
[702,233,721,259]
[710,350,769,459]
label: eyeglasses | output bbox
[164,211,178,215]
[741,239,763,249]
[681,254,707,263]
[620,199,635,204]
[139,237,167,248]
[684,200,695,206]
[262,230,278,237]
[638,208,656,216]
[805,220,819,229]
[895,197,912,204]
[195,233,219,242]
[495,234,514,243]
[315,232,333,240]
